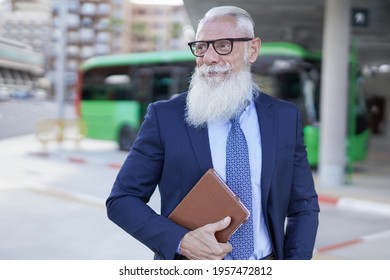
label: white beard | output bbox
[185,62,258,128]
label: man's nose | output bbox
[202,44,220,64]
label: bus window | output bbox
[136,65,192,102]
[153,73,172,101]
[302,70,319,125]
[275,72,302,99]
[171,66,193,96]
[254,70,319,126]
[134,68,153,103]
[253,74,275,96]
[82,66,135,101]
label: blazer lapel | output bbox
[255,93,277,209]
[186,124,213,174]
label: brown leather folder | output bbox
[168,168,250,243]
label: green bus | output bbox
[75,42,369,166]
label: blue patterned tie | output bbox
[226,111,254,260]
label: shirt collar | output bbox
[243,90,255,115]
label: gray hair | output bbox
[197,6,255,38]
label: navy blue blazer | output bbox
[106,91,320,260]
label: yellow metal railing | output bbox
[35,119,86,146]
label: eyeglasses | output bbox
[188,37,253,57]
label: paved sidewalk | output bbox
[314,135,390,213]
[312,134,390,260]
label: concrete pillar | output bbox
[318,0,350,187]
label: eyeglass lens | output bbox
[192,39,233,56]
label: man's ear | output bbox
[249,37,261,63]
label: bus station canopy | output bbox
[183,0,390,68]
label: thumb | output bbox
[208,216,231,232]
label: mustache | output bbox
[196,64,232,76]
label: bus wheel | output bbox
[119,125,136,151]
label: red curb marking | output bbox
[316,238,362,253]
[68,157,86,164]
[30,151,123,169]
[107,163,122,169]
[318,195,339,205]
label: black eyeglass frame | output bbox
[188,37,253,57]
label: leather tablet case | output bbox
[168,168,250,243]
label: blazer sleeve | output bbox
[283,107,320,259]
[106,103,188,260]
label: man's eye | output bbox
[217,41,231,50]
[196,44,207,51]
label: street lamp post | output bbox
[56,0,67,120]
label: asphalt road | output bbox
[0,98,76,139]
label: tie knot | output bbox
[230,110,244,126]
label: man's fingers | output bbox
[205,216,231,233]
[179,217,233,259]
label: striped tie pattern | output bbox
[226,112,254,260]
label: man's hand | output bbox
[179,216,233,260]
